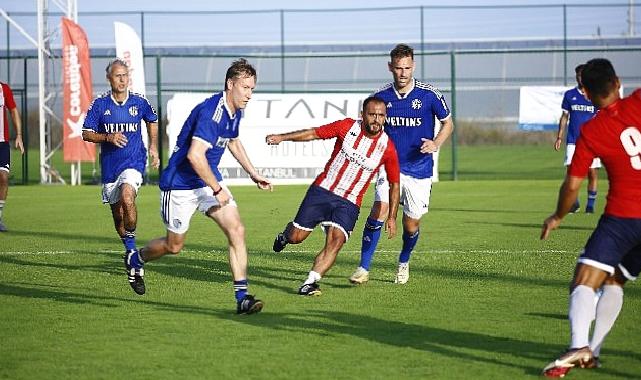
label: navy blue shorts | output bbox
[293,185,360,240]
[0,142,9,173]
[579,215,641,280]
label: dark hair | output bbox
[362,96,385,111]
[390,44,414,61]
[106,58,128,75]
[574,64,585,75]
[581,58,617,99]
[225,58,257,90]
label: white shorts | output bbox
[565,144,601,168]
[374,170,432,220]
[160,183,237,234]
[102,169,143,204]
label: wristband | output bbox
[213,187,223,196]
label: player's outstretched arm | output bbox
[540,175,583,240]
[82,130,128,148]
[228,138,273,191]
[266,128,319,145]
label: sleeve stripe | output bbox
[192,136,213,149]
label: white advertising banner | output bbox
[114,22,149,149]
[518,86,568,131]
[166,92,443,185]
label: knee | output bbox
[227,222,246,242]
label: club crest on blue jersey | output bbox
[129,106,138,117]
[411,99,422,110]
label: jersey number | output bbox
[620,127,641,170]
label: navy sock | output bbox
[587,190,597,209]
[123,229,136,252]
[234,279,248,302]
[399,230,420,264]
[359,218,384,270]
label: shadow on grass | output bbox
[1,282,638,378]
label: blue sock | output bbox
[234,279,248,302]
[123,229,136,252]
[587,190,597,209]
[399,230,420,264]
[359,218,384,270]
[127,248,145,269]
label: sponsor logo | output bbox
[386,102,392,108]
[104,109,111,116]
[215,137,230,148]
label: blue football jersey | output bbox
[374,79,450,179]
[561,87,597,144]
[159,92,241,191]
[83,91,158,183]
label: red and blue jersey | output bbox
[374,79,450,179]
[160,92,241,191]
[561,87,597,144]
[83,91,157,183]
[313,118,399,207]
[0,82,17,143]
[569,89,641,218]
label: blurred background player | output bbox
[0,81,24,232]
[555,64,599,213]
[82,58,159,259]
[541,58,641,377]
[129,59,271,314]
[350,43,454,285]
[267,96,400,296]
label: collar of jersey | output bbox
[222,91,236,119]
[110,91,129,106]
[393,78,415,100]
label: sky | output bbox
[0,0,632,12]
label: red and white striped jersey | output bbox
[313,118,400,207]
[0,82,17,143]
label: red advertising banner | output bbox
[61,17,95,162]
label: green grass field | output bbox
[1,147,639,379]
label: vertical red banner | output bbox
[61,17,95,162]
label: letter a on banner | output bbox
[114,22,149,150]
[61,17,95,162]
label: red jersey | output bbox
[313,118,400,207]
[0,82,17,143]
[569,89,641,218]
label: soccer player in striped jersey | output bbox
[267,96,400,296]
[350,43,454,285]
[554,64,600,213]
[129,59,271,314]
[82,58,159,261]
[541,59,641,377]
[0,81,24,232]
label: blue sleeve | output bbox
[561,91,570,112]
[83,98,101,132]
[192,105,217,148]
[431,92,450,121]
[142,98,158,123]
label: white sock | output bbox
[590,285,624,357]
[0,200,5,220]
[569,285,596,348]
[304,271,322,285]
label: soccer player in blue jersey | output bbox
[554,64,599,213]
[127,59,271,314]
[350,43,454,285]
[82,58,159,261]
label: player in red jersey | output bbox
[541,58,641,377]
[266,96,401,296]
[0,82,24,232]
